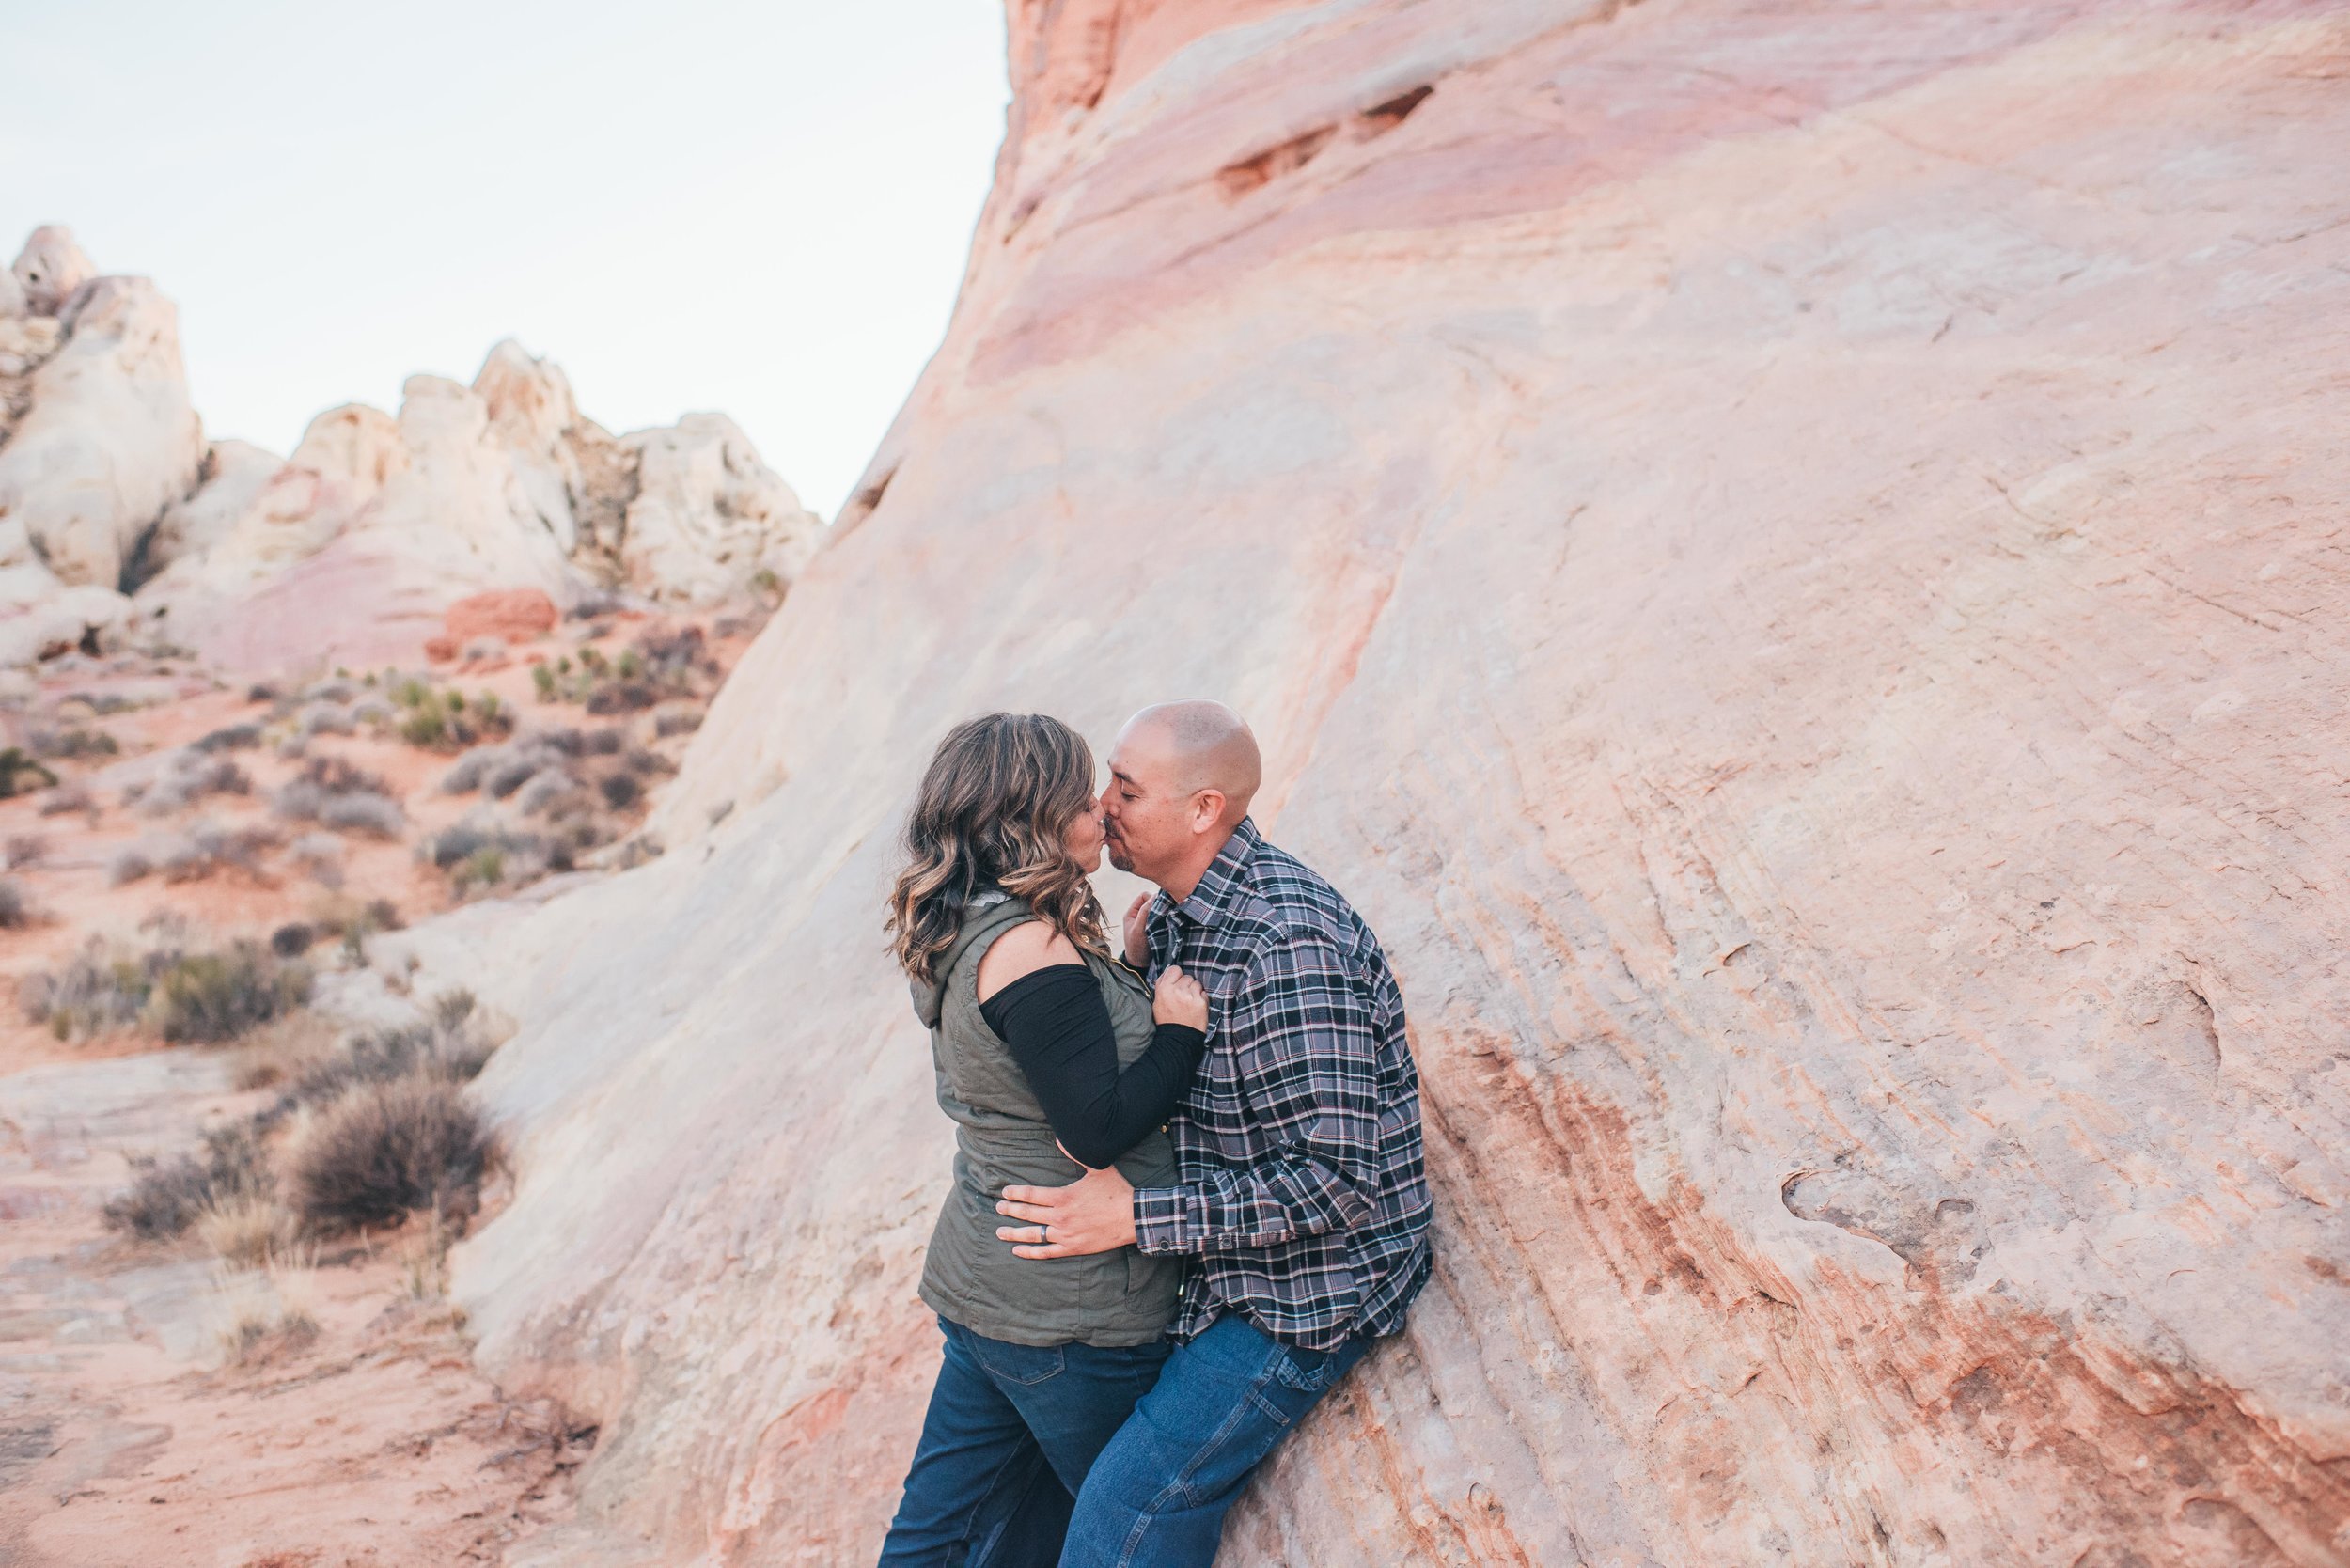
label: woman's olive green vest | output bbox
[908,890,1183,1347]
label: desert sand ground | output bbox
[0,605,757,1567]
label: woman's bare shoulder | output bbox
[975,919,1086,1001]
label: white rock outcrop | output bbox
[10,226,94,318]
[0,274,204,591]
[0,234,206,666]
[0,222,826,669]
[619,413,821,602]
[129,339,824,669]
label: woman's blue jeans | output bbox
[877,1316,1173,1568]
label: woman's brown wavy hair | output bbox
[886,713,1107,984]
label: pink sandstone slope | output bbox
[449,3,2350,1564]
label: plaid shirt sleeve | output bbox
[1132,928,1383,1254]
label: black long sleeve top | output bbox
[978,964,1207,1169]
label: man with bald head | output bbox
[994,701,1433,1566]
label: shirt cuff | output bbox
[1132,1185,1200,1255]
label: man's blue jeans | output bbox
[1058,1312,1372,1568]
[878,1316,1172,1568]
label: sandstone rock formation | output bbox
[130,342,823,671]
[0,227,823,672]
[438,4,2349,1564]
[0,244,205,664]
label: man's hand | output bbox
[1122,893,1152,968]
[995,1163,1137,1258]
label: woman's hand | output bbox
[1123,893,1152,967]
[1153,964,1208,1030]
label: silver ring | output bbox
[1040,1223,1050,1245]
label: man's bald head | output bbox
[1121,700,1261,819]
[1101,701,1263,890]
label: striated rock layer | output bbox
[451,3,2350,1565]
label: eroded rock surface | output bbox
[451,4,2350,1565]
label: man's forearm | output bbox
[1133,1157,1373,1255]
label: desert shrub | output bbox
[432,988,478,1031]
[514,771,580,816]
[0,747,60,797]
[174,821,275,882]
[139,754,252,815]
[598,772,643,809]
[0,878,28,930]
[203,1256,321,1364]
[440,743,503,793]
[654,708,701,739]
[352,697,392,726]
[317,791,405,839]
[245,681,281,703]
[274,755,394,827]
[29,728,117,761]
[298,701,356,737]
[196,1190,298,1268]
[393,681,510,751]
[282,1020,492,1112]
[108,840,158,886]
[37,781,93,816]
[104,1153,214,1239]
[270,922,316,957]
[23,935,171,1037]
[116,822,275,886]
[306,894,401,960]
[585,727,624,756]
[193,723,262,753]
[6,833,45,870]
[299,677,356,705]
[486,752,544,798]
[634,623,713,682]
[152,941,312,1043]
[288,832,345,885]
[531,664,557,700]
[287,1077,494,1232]
[302,754,390,797]
[104,1123,269,1240]
[584,681,657,715]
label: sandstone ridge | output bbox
[0,227,822,672]
[418,2,2343,1563]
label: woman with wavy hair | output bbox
[877,712,1209,1568]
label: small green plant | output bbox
[531,664,556,700]
[457,846,506,891]
[400,704,447,747]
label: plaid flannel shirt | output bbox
[1132,818,1433,1350]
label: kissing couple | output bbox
[876,702,1433,1568]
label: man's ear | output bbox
[1190,789,1228,834]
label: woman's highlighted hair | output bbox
[886,713,1107,984]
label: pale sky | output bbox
[0,0,1010,519]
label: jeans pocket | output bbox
[970,1333,1068,1387]
[1268,1343,1342,1395]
